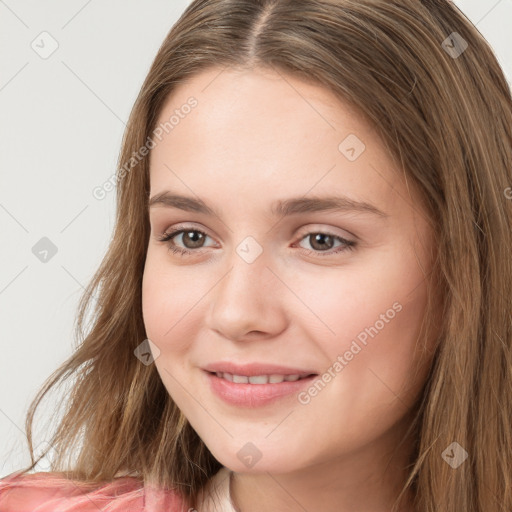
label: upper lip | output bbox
[202,362,318,378]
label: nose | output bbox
[205,249,288,342]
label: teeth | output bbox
[249,375,269,384]
[214,372,306,384]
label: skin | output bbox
[142,66,438,512]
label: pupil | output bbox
[185,231,204,248]
[312,233,332,250]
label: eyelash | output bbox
[156,226,357,258]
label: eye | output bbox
[295,231,356,257]
[156,227,357,257]
[157,227,214,256]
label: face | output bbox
[142,66,437,474]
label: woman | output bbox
[1,1,511,511]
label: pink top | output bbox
[0,466,236,512]
[0,470,188,512]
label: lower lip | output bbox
[204,370,317,408]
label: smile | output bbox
[212,372,314,384]
[204,370,318,407]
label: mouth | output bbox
[206,371,317,384]
[203,370,319,407]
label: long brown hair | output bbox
[12,1,512,510]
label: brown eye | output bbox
[297,231,356,257]
[157,228,213,256]
[179,230,207,249]
[308,233,335,251]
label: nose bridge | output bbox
[217,239,272,308]
[207,237,285,339]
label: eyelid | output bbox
[157,222,358,255]
[159,223,355,243]
[295,223,356,242]
[160,225,217,247]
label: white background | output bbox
[1,0,511,477]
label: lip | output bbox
[203,370,318,408]
[202,361,317,378]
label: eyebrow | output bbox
[148,191,388,218]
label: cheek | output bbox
[142,254,165,339]
[296,251,431,393]
[141,249,221,358]
[141,251,192,354]
[344,298,429,415]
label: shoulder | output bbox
[0,470,187,511]
[0,470,142,511]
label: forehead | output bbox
[148,66,404,217]
[152,65,377,155]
